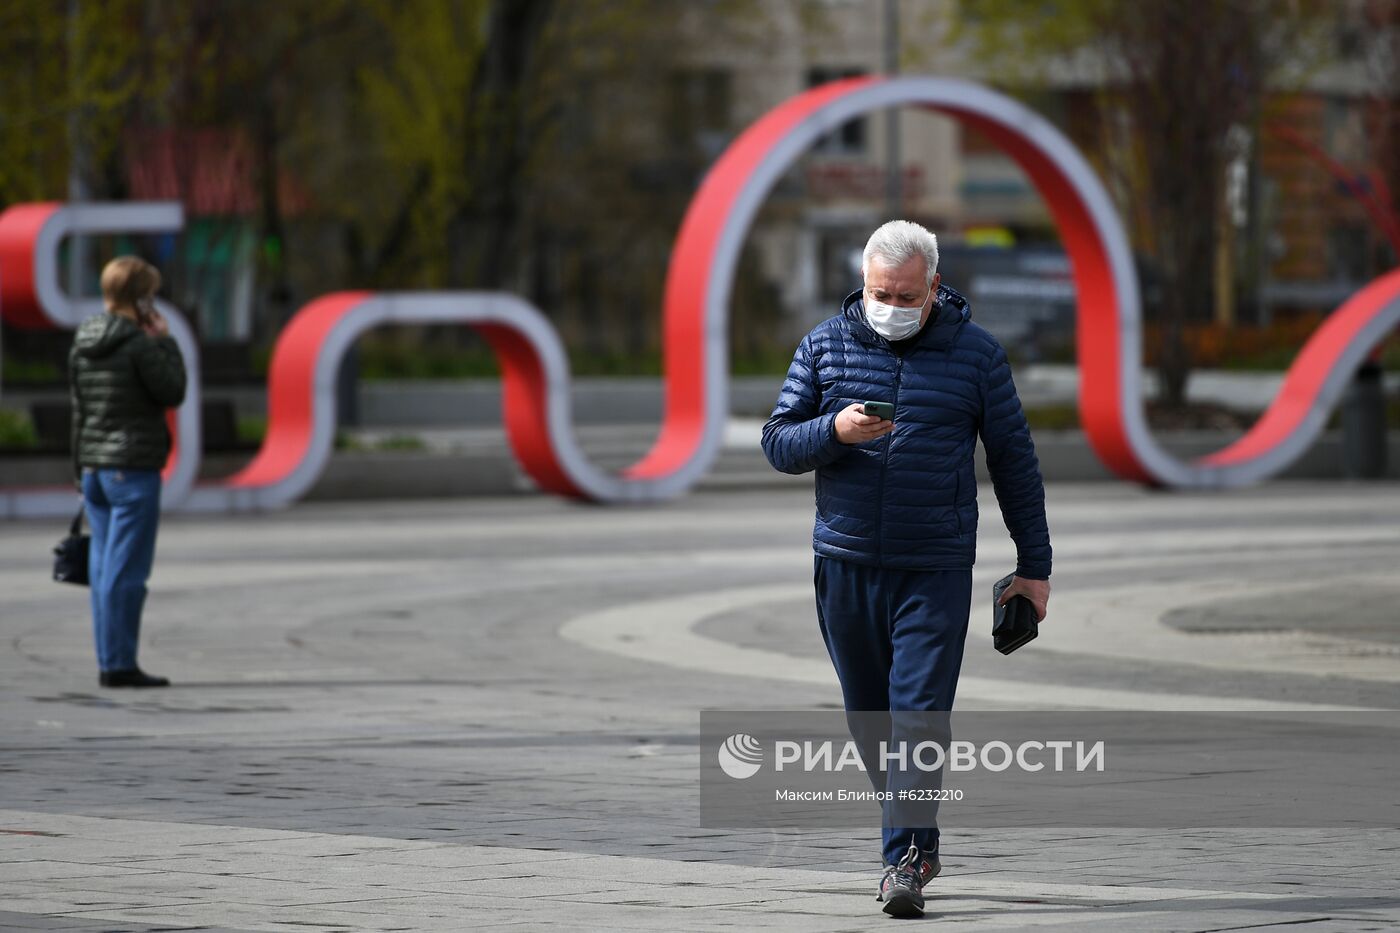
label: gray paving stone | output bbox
[2,484,1399,930]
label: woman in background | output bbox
[69,256,186,688]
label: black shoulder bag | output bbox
[53,505,90,586]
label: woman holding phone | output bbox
[68,256,187,687]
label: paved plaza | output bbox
[1,481,1398,931]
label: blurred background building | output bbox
[1,0,1397,454]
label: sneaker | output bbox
[916,846,941,885]
[99,668,170,688]
[875,845,940,897]
[876,842,930,917]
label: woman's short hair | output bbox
[100,256,161,309]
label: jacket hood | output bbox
[841,282,972,350]
[74,313,142,359]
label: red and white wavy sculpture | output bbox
[0,202,202,517]
[3,76,1397,516]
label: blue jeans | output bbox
[814,556,973,867]
[82,468,162,672]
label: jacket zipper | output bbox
[877,355,903,566]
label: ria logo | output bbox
[717,733,764,780]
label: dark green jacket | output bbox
[68,313,187,483]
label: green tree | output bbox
[952,0,1326,407]
[2,0,775,375]
[0,0,187,206]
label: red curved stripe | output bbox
[626,76,882,480]
[0,202,191,488]
[1201,267,1400,465]
[943,109,1151,483]
[222,291,585,498]
[226,291,372,488]
[7,78,1396,509]
[0,202,61,329]
[476,322,582,497]
[624,77,1155,485]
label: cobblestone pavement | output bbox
[1,482,1398,931]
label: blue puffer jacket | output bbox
[762,285,1051,579]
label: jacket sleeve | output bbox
[68,345,82,489]
[761,335,848,475]
[979,344,1052,580]
[134,335,187,408]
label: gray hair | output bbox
[861,220,939,287]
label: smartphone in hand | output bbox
[862,400,895,421]
[135,298,168,336]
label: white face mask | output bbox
[863,289,930,340]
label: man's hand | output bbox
[998,576,1051,622]
[834,402,893,445]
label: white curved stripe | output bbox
[31,202,185,329]
[557,583,1377,712]
[12,78,1396,511]
[153,296,201,509]
[715,77,1400,488]
[703,77,1156,485]
[182,292,625,510]
[2,203,198,518]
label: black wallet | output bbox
[992,573,1038,655]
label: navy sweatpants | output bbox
[813,555,973,867]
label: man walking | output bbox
[761,220,1051,917]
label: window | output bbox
[1327,224,1370,282]
[818,227,867,304]
[666,69,732,156]
[807,67,867,154]
[1323,97,1367,164]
